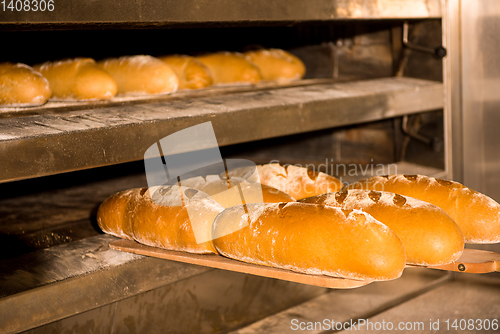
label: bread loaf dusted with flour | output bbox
[301,189,464,265]
[348,175,500,244]
[195,52,262,85]
[212,202,406,281]
[96,188,140,240]
[159,55,213,90]
[179,175,295,207]
[244,49,306,81]
[97,55,178,95]
[34,58,117,100]
[97,186,224,254]
[97,177,294,253]
[0,62,51,106]
[225,163,343,200]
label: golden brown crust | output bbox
[0,62,51,106]
[244,49,306,81]
[226,163,344,200]
[96,55,178,95]
[97,186,223,253]
[96,188,141,240]
[348,175,500,244]
[33,58,117,100]
[97,173,295,250]
[301,189,464,265]
[159,55,213,90]
[259,184,296,203]
[195,52,262,85]
[192,177,296,207]
[212,202,406,281]
[131,186,221,253]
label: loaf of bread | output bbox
[348,175,500,244]
[301,189,464,265]
[159,55,213,90]
[225,163,344,200]
[181,176,295,208]
[97,186,223,253]
[0,62,51,106]
[96,188,139,240]
[195,52,262,85]
[212,202,406,281]
[97,176,295,252]
[244,49,306,81]
[97,55,178,95]
[33,58,117,100]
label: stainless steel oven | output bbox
[1,1,499,333]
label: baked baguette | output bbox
[195,52,261,85]
[96,188,141,240]
[301,189,464,265]
[97,55,178,95]
[212,202,406,281]
[0,62,51,106]
[348,174,500,244]
[97,186,223,253]
[159,55,213,90]
[244,49,306,81]
[225,163,344,200]
[97,177,294,252]
[33,58,117,100]
[180,175,295,208]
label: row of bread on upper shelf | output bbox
[97,163,500,282]
[0,49,306,107]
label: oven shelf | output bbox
[0,235,215,334]
[0,77,443,183]
[0,0,441,29]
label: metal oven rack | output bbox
[0,0,447,183]
[0,77,444,182]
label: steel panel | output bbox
[0,78,444,183]
[460,0,500,201]
[0,0,442,28]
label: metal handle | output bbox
[403,21,447,58]
[401,115,443,152]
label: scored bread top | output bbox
[212,202,406,281]
[97,172,295,253]
[180,175,295,208]
[301,189,464,266]
[97,186,224,254]
[135,185,223,252]
[97,55,179,95]
[244,49,306,81]
[348,174,500,244]
[225,163,343,200]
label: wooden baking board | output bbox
[109,239,373,289]
[422,248,500,273]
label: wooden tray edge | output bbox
[109,239,374,289]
